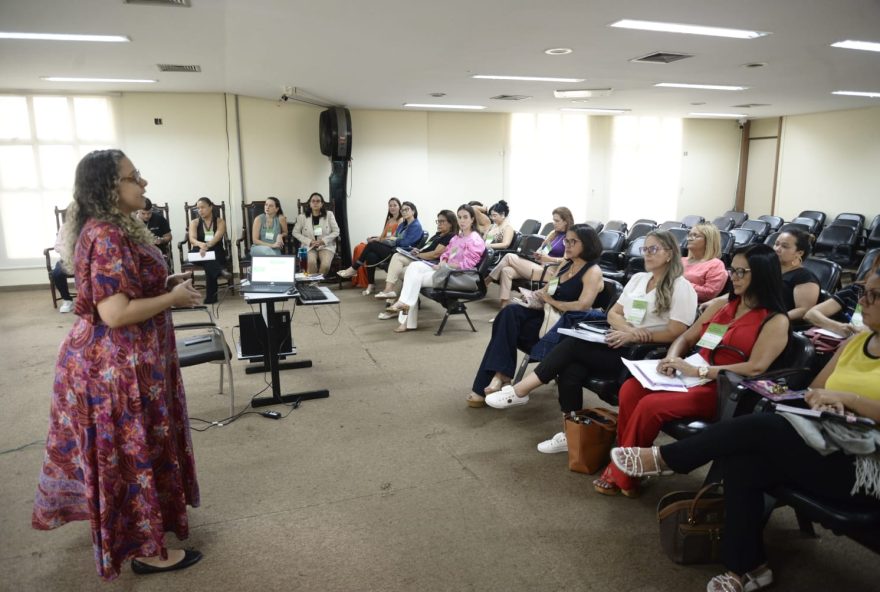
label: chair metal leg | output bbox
[435,311,451,336]
[461,307,477,332]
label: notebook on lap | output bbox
[241,256,296,294]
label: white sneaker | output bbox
[377,311,397,320]
[485,385,529,409]
[59,300,74,313]
[537,432,568,454]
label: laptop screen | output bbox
[250,256,296,284]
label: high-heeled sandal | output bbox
[592,467,639,498]
[611,446,673,478]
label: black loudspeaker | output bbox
[319,107,352,159]
[239,312,292,358]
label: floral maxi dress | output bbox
[32,220,200,580]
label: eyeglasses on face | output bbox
[563,238,580,247]
[686,233,704,241]
[400,206,412,212]
[727,267,752,279]
[435,219,448,225]
[639,245,668,255]
[119,169,144,184]
[854,284,880,306]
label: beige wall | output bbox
[678,119,742,220]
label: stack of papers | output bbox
[622,353,710,392]
[558,326,608,344]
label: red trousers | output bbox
[608,377,718,490]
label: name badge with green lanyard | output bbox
[204,230,214,243]
[547,277,560,296]
[625,298,648,325]
[851,304,864,328]
[696,323,728,350]
[313,225,323,238]
[264,230,276,241]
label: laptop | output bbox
[241,255,297,294]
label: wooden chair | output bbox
[235,200,266,280]
[177,201,235,294]
[289,199,343,286]
[43,206,75,308]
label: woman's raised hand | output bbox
[170,279,203,308]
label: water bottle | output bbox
[297,246,308,274]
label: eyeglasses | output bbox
[639,245,669,255]
[563,238,580,247]
[400,206,412,212]
[727,267,752,279]
[435,219,448,224]
[686,234,704,241]
[118,169,144,184]
[854,284,879,306]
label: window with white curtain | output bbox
[0,95,115,268]
[507,112,590,224]
[608,116,682,224]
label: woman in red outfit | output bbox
[32,150,204,580]
[596,243,791,496]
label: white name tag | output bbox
[625,298,648,324]
[204,230,214,242]
[696,323,728,350]
[313,226,323,237]
[547,277,560,296]
[264,231,275,241]
[851,304,864,328]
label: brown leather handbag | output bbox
[656,482,725,564]
[563,408,618,474]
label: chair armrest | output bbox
[44,247,55,272]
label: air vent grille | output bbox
[490,95,531,101]
[158,64,201,72]
[124,0,191,7]
[631,51,693,64]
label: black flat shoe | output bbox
[131,549,203,575]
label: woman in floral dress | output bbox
[32,150,205,580]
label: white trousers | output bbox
[397,261,437,329]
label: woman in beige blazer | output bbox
[291,192,341,274]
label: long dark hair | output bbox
[457,203,477,235]
[489,200,509,217]
[386,197,402,222]
[437,209,458,235]
[306,193,324,217]
[778,228,813,259]
[569,224,602,263]
[733,243,787,315]
[401,201,418,219]
[267,196,285,216]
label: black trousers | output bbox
[191,249,226,304]
[660,413,876,575]
[354,242,395,284]
[471,305,543,395]
[532,336,624,412]
[52,261,72,301]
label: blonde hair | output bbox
[61,150,156,271]
[691,222,721,261]
[646,230,684,314]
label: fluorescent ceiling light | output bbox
[832,90,880,99]
[42,77,157,83]
[609,19,769,39]
[689,112,746,118]
[554,88,613,99]
[403,103,486,110]
[831,40,880,53]
[656,82,747,91]
[472,75,585,83]
[0,32,129,42]
[561,107,629,114]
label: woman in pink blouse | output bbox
[682,222,727,303]
[386,204,487,332]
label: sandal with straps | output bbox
[593,467,639,498]
[707,567,773,592]
[611,446,673,478]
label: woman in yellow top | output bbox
[611,268,880,592]
[350,197,402,288]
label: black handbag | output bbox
[656,482,725,565]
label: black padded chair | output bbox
[597,230,626,273]
[866,221,880,251]
[603,236,646,283]
[43,205,75,308]
[583,220,604,233]
[667,227,689,252]
[172,306,236,417]
[680,215,704,228]
[625,222,654,246]
[633,218,656,226]
[791,216,821,235]
[419,250,492,336]
[718,230,735,265]
[604,220,628,235]
[741,219,771,241]
[764,231,779,247]
[489,230,523,267]
[539,222,554,236]
[712,216,735,231]
[659,220,685,231]
[856,248,880,280]
[797,210,826,233]
[833,213,865,234]
[519,219,541,236]
[779,222,812,235]
[723,210,749,227]
[813,224,858,267]
[731,227,758,249]
[803,257,842,293]
[757,214,784,232]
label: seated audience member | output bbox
[136,197,173,250]
[469,200,492,237]
[467,225,604,407]
[682,222,727,303]
[611,267,880,592]
[487,207,575,309]
[598,244,790,496]
[804,255,879,337]
[338,201,423,295]
[350,197,402,289]
[385,204,486,332]
[188,196,228,304]
[251,196,289,257]
[375,210,457,306]
[482,200,515,251]
[51,224,75,313]
[291,193,340,273]
[486,231,697,453]
[774,228,820,321]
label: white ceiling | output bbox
[2,0,880,118]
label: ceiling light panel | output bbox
[831,40,880,53]
[0,32,129,42]
[689,112,746,117]
[832,90,880,98]
[609,19,770,39]
[472,75,585,83]
[655,82,747,91]
[561,108,629,114]
[554,89,613,99]
[42,77,157,83]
